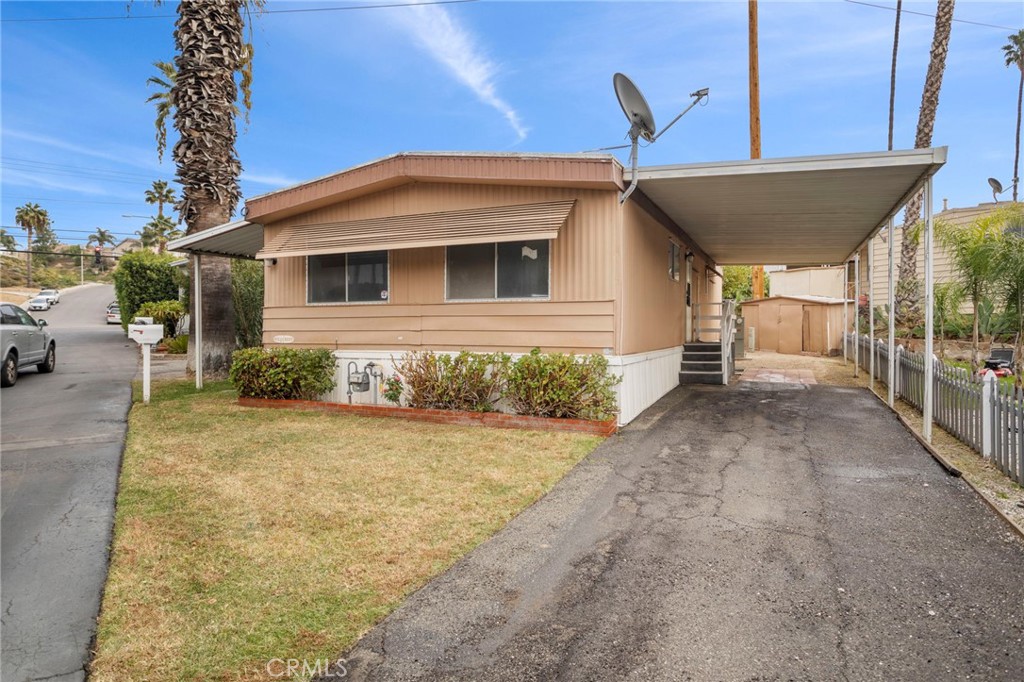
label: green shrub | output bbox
[112,251,179,332]
[165,334,189,354]
[504,348,621,421]
[394,351,510,412]
[229,348,337,400]
[136,300,186,339]
[231,259,264,348]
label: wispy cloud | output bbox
[3,128,164,172]
[241,171,302,187]
[1,169,111,195]
[393,3,528,142]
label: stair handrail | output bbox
[719,300,736,385]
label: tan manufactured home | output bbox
[170,148,946,425]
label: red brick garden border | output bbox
[237,398,618,436]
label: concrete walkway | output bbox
[339,382,1024,681]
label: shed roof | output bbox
[741,295,850,306]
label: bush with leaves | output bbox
[229,348,337,400]
[136,300,186,339]
[112,250,179,332]
[504,348,621,421]
[394,351,509,412]
[165,334,189,354]
[231,258,264,348]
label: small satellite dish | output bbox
[605,73,710,203]
[614,73,656,142]
[988,177,1004,194]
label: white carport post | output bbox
[923,178,934,441]
[886,217,895,407]
[193,253,203,390]
[868,238,874,391]
[853,252,860,377]
[843,261,849,365]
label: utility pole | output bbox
[749,0,765,299]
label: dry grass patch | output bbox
[739,351,1024,529]
[0,287,36,304]
[91,380,602,681]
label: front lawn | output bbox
[91,380,602,681]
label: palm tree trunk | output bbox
[895,0,954,328]
[888,0,902,152]
[25,227,33,288]
[1014,67,1022,202]
[174,0,246,377]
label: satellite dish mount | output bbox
[988,176,1018,203]
[611,73,708,203]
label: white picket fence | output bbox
[847,333,1024,485]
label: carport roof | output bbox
[631,147,946,266]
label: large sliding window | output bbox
[446,240,550,300]
[307,251,388,303]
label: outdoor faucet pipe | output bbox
[346,361,358,404]
[365,362,384,405]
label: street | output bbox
[2,284,138,682]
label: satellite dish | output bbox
[614,73,656,142]
[988,177,1004,194]
[607,73,710,203]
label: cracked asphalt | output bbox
[2,285,137,682]
[339,381,1024,681]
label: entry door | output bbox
[685,256,693,342]
[778,304,803,355]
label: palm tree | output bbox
[146,61,176,163]
[163,0,262,375]
[0,228,17,252]
[1003,29,1024,203]
[14,202,49,287]
[140,215,182,254]
[887,0,903,152]
[88,228,116,249]
[937,216,1002,371]
[895,0,955,328]
[144,179,176,219]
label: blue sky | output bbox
[2,0,1021,249]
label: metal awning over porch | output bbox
[167,219,264,259]
[631,147,946,266]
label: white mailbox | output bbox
[128,323,163,345]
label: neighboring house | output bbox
[112,238,142,257]
[169,148,946,424]
[741,295,849,355]
[870,202,1002,311]
[769,266,846,299]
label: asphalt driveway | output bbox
[340,381,1024,681]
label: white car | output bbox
[37,289,60,305]
[26,296,51,312]
[1,302,56,387]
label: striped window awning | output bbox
[256,200,576,259]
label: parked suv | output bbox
[1,302,56,387]
[38,288,60,305]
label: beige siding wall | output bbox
[770,267,845,299]
[870,226,958,309]
[262,182,620,353]
[619,201,715,355]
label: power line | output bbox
[843,0,1019,32]
[0,196,145,206]
[0,0,477,23]
[2,157,164,181]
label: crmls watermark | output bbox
[266,658,348,678]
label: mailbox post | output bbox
[128,319,163,405]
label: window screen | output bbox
[446,243,495,300]
[447,241,550,300]
[308,251,388,303]
[497,240,549,298]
